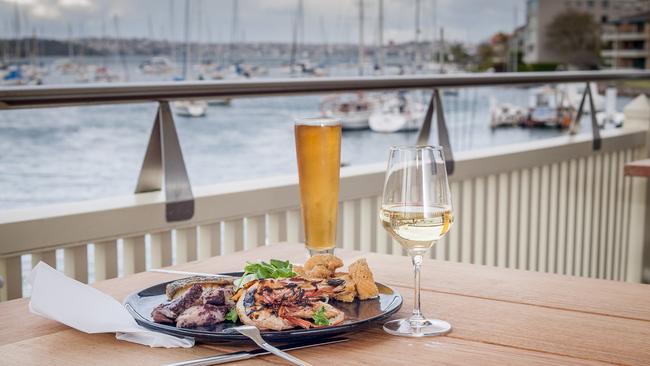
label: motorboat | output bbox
[369,94,426,133]
[320,93,377,130]
[173,100,208,117]
[93,66,121,83]
[207,98,232,106]
[139,56,175,75]
[490,97,527,128]
[53,58,83,75]
[595,87,624,128]
[525,86,574,129]
[294,60,328,77]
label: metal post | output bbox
[570,82,601,150]
[135,101,194,222]
[417,89,454,174]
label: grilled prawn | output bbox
[235,277,347,331]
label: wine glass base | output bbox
[383,318,452,337]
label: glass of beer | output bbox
[294,118,342,256]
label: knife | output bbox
[163,337,348,366]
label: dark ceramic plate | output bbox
[124,272,402,343]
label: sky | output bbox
[0,0,526,44]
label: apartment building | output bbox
[524,0,650,64]
[601,11,650,69]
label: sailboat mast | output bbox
[22,9,30,62]
[414,0,421,67]
[14,3,21,60]
[182,0,191,80]
[30,28,37,67]
[432,0,437,67]
[101,17,107,67]
[77,22,85,63]
[358,0,364,76]
[378,0,384,73]
[169,0,176,64]
[439,27,445,73]
[290,0,302,70]
[512,4,518,72]
[67,23,74,59]
[113,15,129,81]
[319,15,329,59]
[196,0,203,65]
[1,23,7,63]
[229,0,238,64]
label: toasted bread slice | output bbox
[348,259,379,300]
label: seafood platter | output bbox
[124,255,403,343]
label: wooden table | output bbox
[624,159,650,177]
[1,243,650,366]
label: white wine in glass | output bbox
[380,204,453,252]
[380,145,454,337]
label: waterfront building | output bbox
[601,11,650,69]
[523,0,650,64]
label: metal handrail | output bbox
[1,70,649,110]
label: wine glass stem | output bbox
[410,252,424,324]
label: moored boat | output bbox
[173,100,208,117]
[139,56,175,75]
[369,93,425,133]
[320,93,377,130]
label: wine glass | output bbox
[379,145,453,337]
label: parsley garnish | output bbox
[233,259,297,288]
[225,308,238,322]
[312,306,330,326]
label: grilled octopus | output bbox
[235,277,348,330]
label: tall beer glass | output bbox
[294,118,342,256]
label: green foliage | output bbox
[476,43,496,71]
[312,306,330,326]
[225,308,238,322]
[234,259,296,288]
[519,62,560,72]
[545,10,601,69]
[449,42,470,66]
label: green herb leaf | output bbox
[225,308,238,323]
[275,267,295,278]
[270,259,291,269]
[236,259,297,289]
[312,306,330,326]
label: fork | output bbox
[226,325,314,366]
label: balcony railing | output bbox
[602,49,649,58]
[602,32,647,41]
[1,71,649,302]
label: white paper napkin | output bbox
[28,261,194,348]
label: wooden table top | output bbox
[1,243,650,366]
[624,159,650,177]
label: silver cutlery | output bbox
[163,337,346,366]
[226,325,314,366]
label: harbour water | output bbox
[0,58,630,210]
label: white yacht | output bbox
[320,94,377,130]
[369,94,426,133]
[173,100,208,118]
